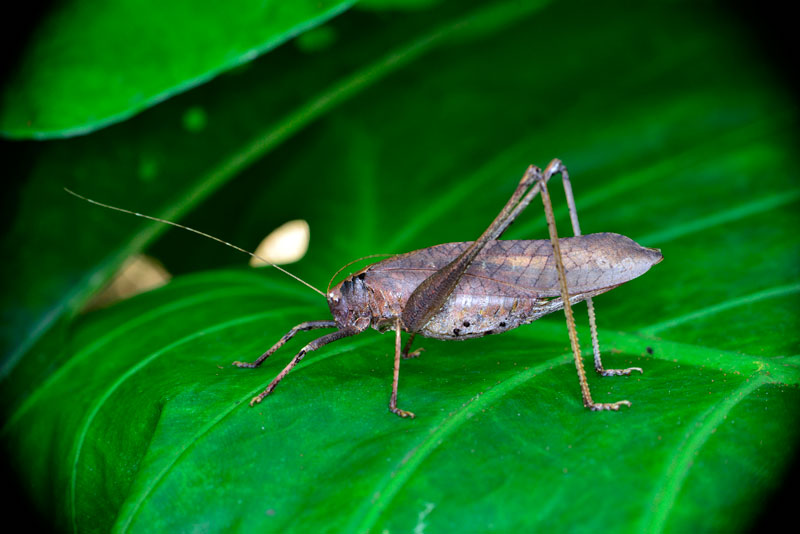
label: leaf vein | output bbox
[641,374,772,533]
[352,324,798,532]
[639,282,800,335]
[352,351,568,533]
[115,333,383,533]
[3,286,263,434]
[69,308,304,533]
[637,189,800,246]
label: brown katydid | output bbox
[66,159,662,418]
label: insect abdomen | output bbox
[419,294,542,340]
[419,286,616,340]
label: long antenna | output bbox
[65,188,327,298]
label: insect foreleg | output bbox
[247,327,357,407]
[232,320,337,369]
[541,160,643,377]
[390,318,415,418]
[536,171,631,411]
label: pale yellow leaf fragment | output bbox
[250,220,310,267]
[84,254,171,311]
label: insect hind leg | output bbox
[543,160,642,378]
[535,165,631,411]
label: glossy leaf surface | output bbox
[2,1,798,532]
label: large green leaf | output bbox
[0,0,551,397]
[3,0,799,532]
[0,0,354,139]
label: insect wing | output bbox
[366,233,661,299]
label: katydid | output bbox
[67,159,663,418]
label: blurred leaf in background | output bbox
[1,0,798,532]
[0,0,355,139]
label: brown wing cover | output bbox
[366,233,661,300]
[357,233,661,339]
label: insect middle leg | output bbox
[390,318,415,418]
[542,160,642,377]
[401,333,424,359]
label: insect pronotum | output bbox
[67,159,662,417]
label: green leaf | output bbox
[0,0,354,139]
[0,0,549,393]
[3,0,799,532]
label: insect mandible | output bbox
[68,159,663,418]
